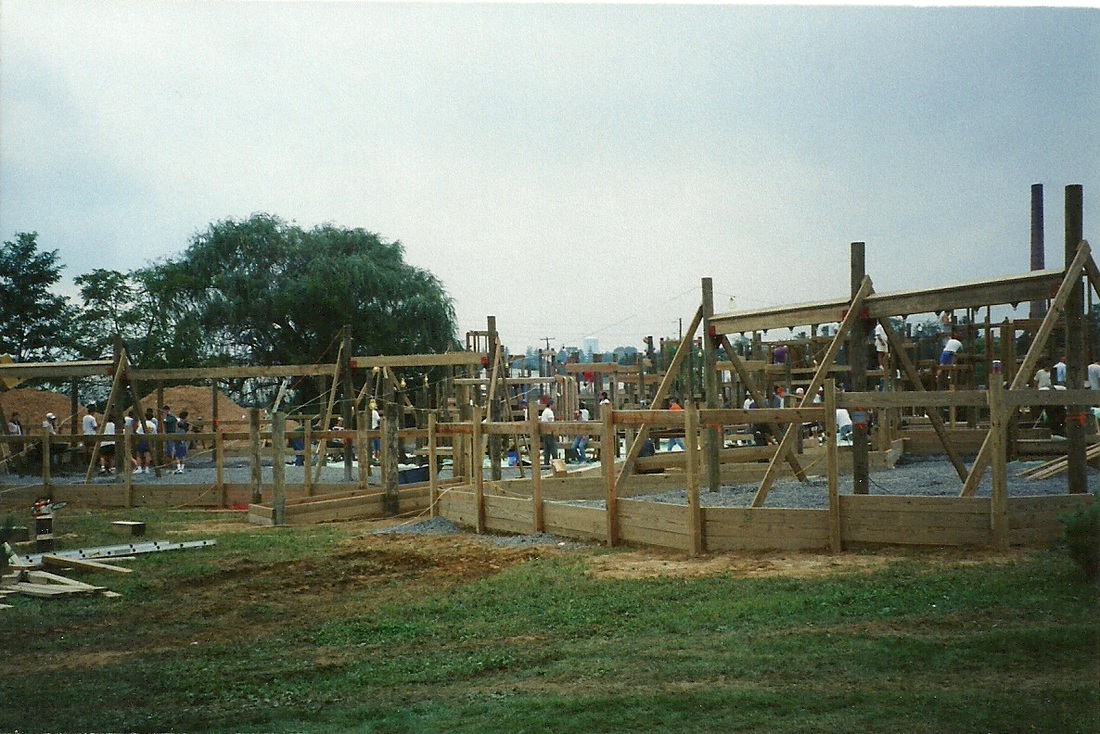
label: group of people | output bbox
[537,391,612,466]
[7,404,194,476]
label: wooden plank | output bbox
[711,268,1064,334]
[40,555,133,574]
[351,353,487,369]
[0,360,113,379]
[542,502,606,540]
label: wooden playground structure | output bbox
[2,190,1098,554]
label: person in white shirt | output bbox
[539,399,557,467]
[836,408,853,443]
[571,402,590,462]
[82,405,98,460]
[99,414,117,474]
[1088,360,1100,391]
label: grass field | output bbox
[2,508,1097,733]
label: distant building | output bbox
[582,337,599,356]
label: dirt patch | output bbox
[583,546,1034,580]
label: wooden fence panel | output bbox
[617,499,692,551]
[542,501,606,541]
[705,508,831,551]
[840,495,991,546]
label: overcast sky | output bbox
[2,1,1098,355]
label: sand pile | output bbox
[0,389,77,433]
[141,385,252,430]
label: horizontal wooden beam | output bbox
[132,364,337,380]
[0,360,113,379]
[711,268,1064,334]
[350,353,487,368]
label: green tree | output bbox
[0,232,76,361]
[154,213,458,369]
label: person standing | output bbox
[81,405,99,462]
[666,398,685,451]
[1087,359,1100,391]
[571,402,590,463]
[874,322,890,387]
[539,399,557,467]
[100,413,117,474]
[173,410,190,474]
[162,406,178,467]
[1053,357,1067,386]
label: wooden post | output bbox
[1001,319,1019,461]
[850,242,870,495]
[472,405,485,533]
[272,412,286,526]
[303,421,313,497]
[529,401,544,533]
[602,402,618,547]
[383,398,400,515]
[989,362,1008,550]
[342,326,354,482]
[249,408,261,504]
[487,316,503,482]
[122,426,133,507]
[1065,184,1087,493]
[41,426,51,495]
[701,278,721,493]
[825,379,842,553]
[357,410,368,490]
[428,412,439,518]
[215,426,226,508]
[686,400,703,556]
[155,383,165,470]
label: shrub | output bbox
[1061,495,1100,583]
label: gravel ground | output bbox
[7,453,1096,509]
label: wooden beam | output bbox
[718,335,809,480]
[877,317,969,482]
[614,305,704,494]
[960,240,1092,496]
[0,360,113,379]
[351,353,487,369]
[711,268,1065,334]
[752,275,873,507]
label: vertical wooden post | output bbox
[215,426,226,508]
[1001,319,1019,461]
[155,383,165,470]
[472,405,484,533]
[850,242,870,494]
[248,408,261,505]
[41,426,51,495]
[342,326,354,482]
[701,278,721,493]
[428,411,439,518]
[686,400,703,556]
[601,402,618,547]
[303,421,313,497]
[272,412,286,526]
[122,427,133,507]
[529,401,544,533]
[487,316,503,482]
[357,410,368,490]
[383,397,400,515]
[1065,184,1087,493]
[989,362,1008,549]
[210,379,219,449]
[825,379,842,553]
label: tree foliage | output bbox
[0,232,76,361]
[156,214,458,367]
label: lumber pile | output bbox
[1017,442,1100,481]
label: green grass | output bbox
[1,508,1097,733]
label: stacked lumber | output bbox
[1017,442,1100,480]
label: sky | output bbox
[2,1,1098,356]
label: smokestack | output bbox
[1030,183,1046,319]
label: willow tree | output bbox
[155,214,459,375]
